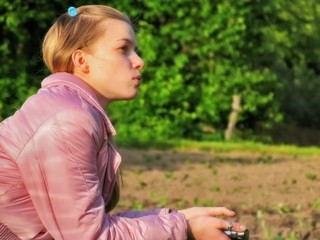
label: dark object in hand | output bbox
[224,229,249,240]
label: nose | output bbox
[132,52,145,70]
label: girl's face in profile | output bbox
[84,19,145,108]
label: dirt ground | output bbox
[112,148,320,240]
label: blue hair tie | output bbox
[68,6,78,17]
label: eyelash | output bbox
[119,45,140,55]
[120,45,130,53]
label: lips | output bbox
[133,75,141,80]
[133,75,142,85]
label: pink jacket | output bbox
[0,73,187,240]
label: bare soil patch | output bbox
[113,148,320,239]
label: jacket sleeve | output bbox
[17,109,187,240]
[113,208,172,218]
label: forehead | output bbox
[96,19,135,45]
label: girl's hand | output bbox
[178,206,236,220]
[186,216,246,240]
[178,207,246,240]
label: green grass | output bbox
[117,138,320,158]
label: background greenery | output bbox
[1,0,320,145]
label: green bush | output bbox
[1,0,320,144]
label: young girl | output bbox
[0,5,246,240]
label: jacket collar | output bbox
[41,72,116,136]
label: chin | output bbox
[120,93,139,101]
[127,95,138,100]
[128,90,139,99]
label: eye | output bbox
[119,45,130,54]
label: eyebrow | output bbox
[117,38,137,47]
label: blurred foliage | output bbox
[1,0,320,144]
[0,0,65,118]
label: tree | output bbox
[1,0,320,144]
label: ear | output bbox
[71,50,89,73]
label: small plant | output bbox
[274,234,283,240]
[275,203,292,214]
[150,191,160,204]
[257,209,273,240]
[157,197,169,208]
[312,198,320,210]
[164,171,174,179]
[174,199,188,209]
[116,200,126,209]
[306,173,317,181]
[138,180,147,188]
[210,185,221,192]
[202,199,215,207]
[232,187,241,193]
[184,159,191,165]
[193,197,200,206]
[204,160,212,169]
[212,168,218,175]
[216,157,225,163]
[286,232,298,240]
[257,153,273,164]
[134,167,142,175]
[132,201,143,210]
[274,232,298,240]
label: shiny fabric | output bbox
[0,72,187,240]
[0,223,20,240]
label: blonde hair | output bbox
[42,5,131,73]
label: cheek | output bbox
[91,56,131,78]
[94,62,113,76]
[117,55,132,66]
